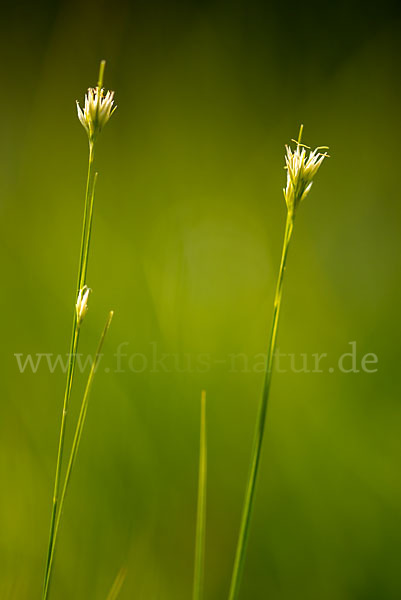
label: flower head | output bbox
[77,87,116,141]
[283,128,328,215]
[76,285,91,325]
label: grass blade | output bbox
[193,389,207,600]
[106,566,127,600]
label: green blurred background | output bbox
[1,0,401,598]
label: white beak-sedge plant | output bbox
[42,61,116,600]
[228,126,328,600]
[193,390,208,600]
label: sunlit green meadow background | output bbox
[1,0,401,598]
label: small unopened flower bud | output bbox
[76,286,91,325]
[283,129,328,215]
[76,87,116,142]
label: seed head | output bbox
[283,128,328,215]
[77,87,116,141]
[76,285,91,325]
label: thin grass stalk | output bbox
[193,390,208,600]
[42,148,96,600]
[42,320,79,598]
[77,143,96,290]
[228,212,294,600]
[82,171,98,285]
[106,566,127,600]
[43,311,114,599]
[42,143,96,600]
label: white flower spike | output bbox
[76,60,116,142]
[283,125,328,215]
[76,285,91,326]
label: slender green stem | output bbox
[98,60,106,89]
[83,171,98,284]
[193,390,207,600]
[106,566,127,600]
[43,312,114,600]
[42,139,97,600]
[77,141,96,291]
[42,323,79,599]
[228,211,294,600]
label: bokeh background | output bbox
[1,0,401,598]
